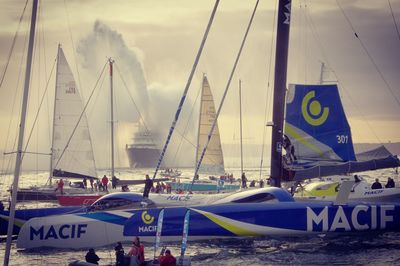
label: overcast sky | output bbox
[0,0,399,170]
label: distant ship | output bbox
[125,123,161,168]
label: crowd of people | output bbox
[85,237,177,266]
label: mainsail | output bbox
[51,46,97,179]
[195,76,225,175]
[283,84,399,181]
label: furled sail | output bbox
[283,84,399,181]
[196,76,225,175]
[51,46,97,179]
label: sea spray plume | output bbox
[75,21,151,168]
[77,20,149,121]
[75,21,195,167]
[148,83,197,167]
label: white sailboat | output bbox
[195,75,225,175]
[51,46,97,183]
[168,76,239,192]
[16,45,99,201]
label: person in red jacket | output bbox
[158,249,176,266]
[54,179,64,195]
[101,175,109,192]
[128,236,145,265]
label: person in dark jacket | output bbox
[112,175,119,189]
[143,174,153,198]
[385,177,395,188]
[85,248,100,264]
[114,242,125,266]
[371,178,383,189]
[241,172,247,189]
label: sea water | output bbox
[0,168,399,265]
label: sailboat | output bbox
[14,0,400,250]
[282,83,399,182]
[15,45,100,202]
[167,76,239,192]
[283,83,400,201]
[196,75,225,175]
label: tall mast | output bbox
[152,0,220,180]
[48,44,61,186]
[4,0,38,264]
[109,58,115,179]
[239,79,243,175]
[269,0,292,188]
[195,75,206,167]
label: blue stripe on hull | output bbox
[124,202,400,238]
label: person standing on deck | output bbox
[241,172,247,189]
[112,175,119,189]
[54,179,64,194]
[89,176,94,191]
[102,175,109,192]
[143,174,153,198]
[83,177,88,190]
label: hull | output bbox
[17,185,91,202]
[0,206,81,235]
[295,180,400,203]
[57,195,101,206]
[17,200,400,249]
[167,181,240,192]
[126,146,161,168]
[17,189,58,202]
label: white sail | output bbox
[51,46,97,178]
[196,76,225,175]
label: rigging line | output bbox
[1,17,30,176]
[171,77,203,167]
[21,58,56,162]
[388,0,400,41]
[114,64,154,143]
[0,0,28,89]
[260,0,277,179]
[152,0,220,180]
[63,0,83,98]
[191,0,260,190]
[38,0,51,143]
[54,61,108,169]
[119,58,202,164]
[305,5,383,144]
[336,0,400,109]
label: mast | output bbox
[152,0,220,180]
[48,44,61,186]
[4,0,38,264]
[269,0,292,188]
[195,75,206,167]
[239,79,243,175]
[109,58,115,179]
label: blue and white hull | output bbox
[17,193,400,249]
